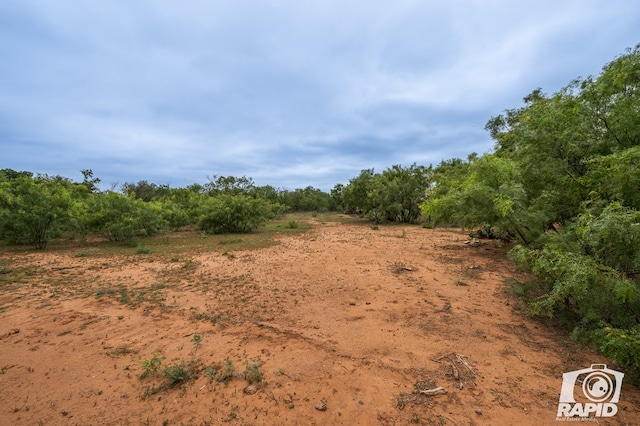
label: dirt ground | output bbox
[1,216,638,425]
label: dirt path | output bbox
[1,220,638,425]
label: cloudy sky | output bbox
[1,1,639,191]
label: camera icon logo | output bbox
[557,364,624,419]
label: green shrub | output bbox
[162,361,194,385]
[0,176,72,249]
[197,194,273,234]
[84,192,167,242]
[140,353,164,378]
[242,360,263,384]
[592,325,640,371]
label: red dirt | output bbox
[1,218,638,425]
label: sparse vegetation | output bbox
[140,353,164,378]
[242,360,263,384]
[217,359,236,384]
[162,361,194,385]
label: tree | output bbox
[83,192,167,242]
[204,175,255,196]
[122,180,159,201]
[422,45,640,370]
[80,169,101,193]
[278,186,332,212]
[343,165,432,223]
[0,175,72,249]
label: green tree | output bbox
[83,192,167,242]
[122,180,159,202]
[343,165,431,223]
[422,45,640,369]
[204,175,255,196]
[80,169,101,193]
[0,175,72,249]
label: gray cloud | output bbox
[1,1,639,190]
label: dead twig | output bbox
[414,386,447,396]
[454,353,476,375]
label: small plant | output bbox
[140,353,164,378]
[205,365,217,380]
[217,359,236,384]
[287,220,299,229]
[136,245,152,254]
[242,360,263,384]
[191,333,203,355]
[162,361,193,385]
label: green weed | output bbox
[162,361,194,385]
[242,360,263,384]
[140,353,164,378]
[217,359,236,384]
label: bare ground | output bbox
[1,216,638,425]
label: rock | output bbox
[315,402,327,411]
[243,385,257,395]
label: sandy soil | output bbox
[1,218,638,425]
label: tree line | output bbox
[0,162,435,251]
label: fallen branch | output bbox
[454,353,476,376]
[415,386,447,396]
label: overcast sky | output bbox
[1,1,639,191]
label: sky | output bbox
[1,1,639,191]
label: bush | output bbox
[197,194,274,234]
[84,192,167,242]
[510,242,640,330]
[592,325,640,371]
[575,202,640,276]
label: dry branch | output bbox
[414,386,447,396]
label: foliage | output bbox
[162,361,194,385]
[343,164,432,223]
[197,194,274,234]
[242,360,263,384]
[422,155,539,243]
[278,186,333,212]
[83,192,167,242]
[217,359,236,383]
[0,174,73,249]
[122,180,164,201]
[423,44,640,369]
[205,175,255,196]
[140,353,165,378]
[592,326,640,370]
